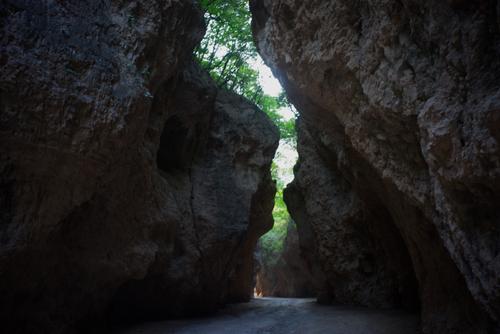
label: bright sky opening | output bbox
[250,57,296,122]
[215,42,298,183]
[250,55,298,185]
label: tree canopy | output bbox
[196,0,296,259]
[195,0,296,143]
[259,163,292,263]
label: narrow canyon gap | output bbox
[0,1,499,334]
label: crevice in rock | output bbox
[157,116,191,172]
[2,0,499,333]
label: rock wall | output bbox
[284,119,420,309]
[251,0,500,333]
[109,61,279,322]
[255,220,317,298]
[0,1,278,333]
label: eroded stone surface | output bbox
[255,220,317,298]
[251,0,500,333]
[109,62,279,321]
[283,120,419,309]
[0,1,278,332]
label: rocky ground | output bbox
[116,298,419,334]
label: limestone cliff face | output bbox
[109,61,279,322]
[284,120,419,309]
[0,1,278,333]
[255,220,317,298]
[251,0,500,333]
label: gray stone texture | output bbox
[251,0,500,333]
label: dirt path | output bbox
[116,298,419,334]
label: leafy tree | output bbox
[259,183,290,264]
[196,0,297,259]
[196,0,296,143]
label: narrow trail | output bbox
[117,298,419,334]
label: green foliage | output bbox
[196,0,297,262]
[195,0,296,143]
[259,186,290,264]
